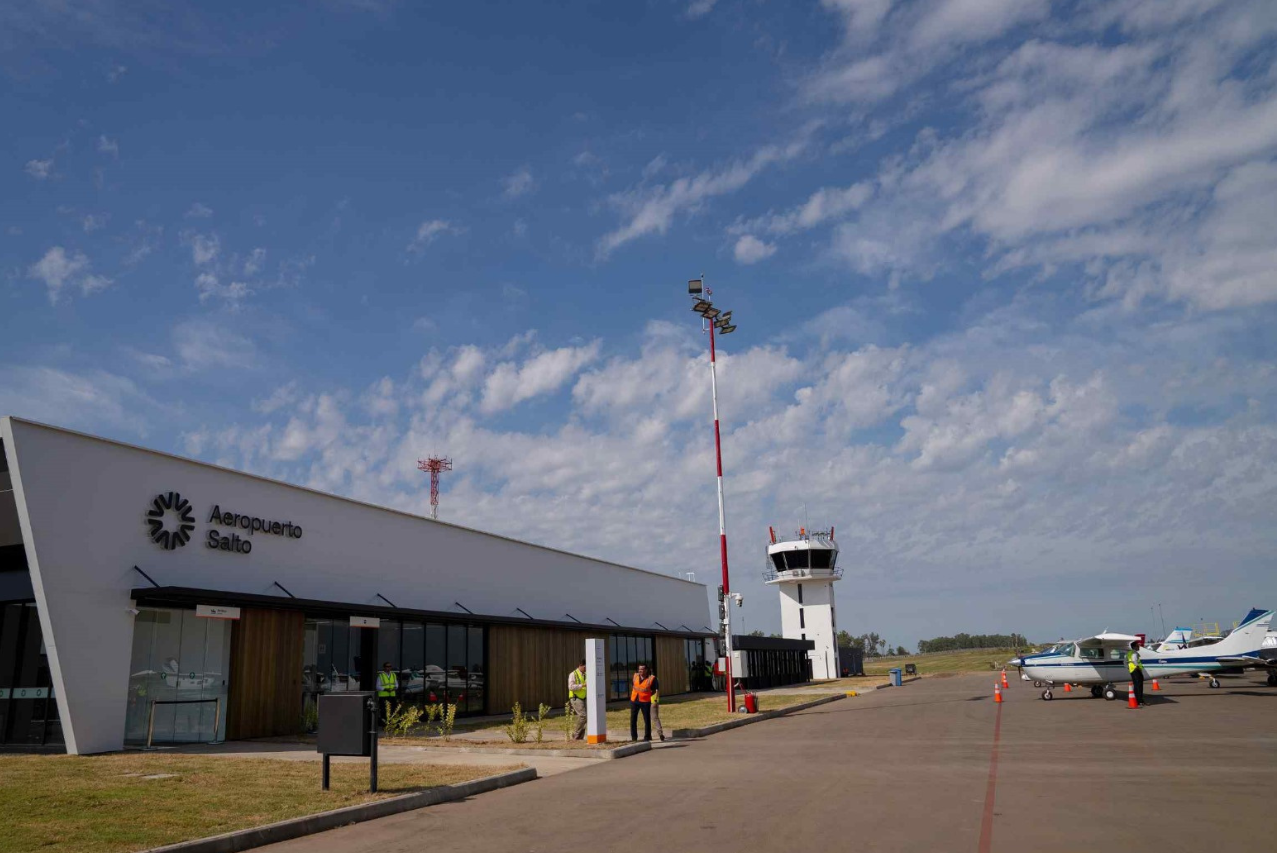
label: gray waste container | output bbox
[889,668,902,687]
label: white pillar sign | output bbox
[586,637,607,744]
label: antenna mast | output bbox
[417,456,453,520]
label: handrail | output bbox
[145,698,222,749]
[762,567,843,583]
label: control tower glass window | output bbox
[770,554,785,571]
[784,551,809,570]
[809,549,832,569]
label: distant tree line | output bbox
[837,630,907,657]
[916,633,1028,654]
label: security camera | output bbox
[731,593,744,607]
[126,607,140,616]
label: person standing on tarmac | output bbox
[630,664,656,741]
[377,662,399,722]
[568,659,588,740]
[1127,640,1146,706]
[649,671,666,742]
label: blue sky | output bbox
[4,0,1277,647]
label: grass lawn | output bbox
[861,647,1025,676]
[0,754,519,853]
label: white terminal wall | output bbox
[1,417,710,754]
[777,580,839,680]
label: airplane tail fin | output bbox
[1156,627,1193,651]
[1210,609,1273,654]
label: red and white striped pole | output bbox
[707,309,736,713]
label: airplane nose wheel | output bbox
[1103,684,1118,701]
[1090,685,1103,699]
[1032,681,1042,688]
[1208,678,1221,689]
[1040,689,1053,701]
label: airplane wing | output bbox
[1216,655,1272,666]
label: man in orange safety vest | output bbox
[630,664,657,742]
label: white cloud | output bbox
[733,234,777,264]
[185,232,220,265]
[0,366,159,435]
[687,0,717,19]
[195,272,252,306]
[173,319,257,370]
[25,158,53,180]
[82,213,108,233]
[108,64,127,83]
[502,166,535,199]
[185,202,214,219]
[598,136,811,257]
[97,135,119,156]
[407,219,460,252]
[480,342,601,413]
[243,247,266,276]
[26,247,111,303]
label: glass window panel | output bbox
[170,611,206,742]
[609,635,622,700]
[770,553,786,571]
[784,550,809,570]
[468,626,484,714]
[124,609,158,741]
[204,617,231,742]
[149,608,183,740]
[809,549,832,569]
[425,624,446,703]
[401,622,424,704]
[378,620,402,676]
[447,624,467,712]
[347,627,367,693]
[328,622,350,692]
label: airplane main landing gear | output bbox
[1041,689,1053,701]
[1090,685,1103,699]
[1102,684,1118,701]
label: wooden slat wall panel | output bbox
[486,627,697,715]
[655,636,690,696]
[486,624,598,715]
[227,608,304,740]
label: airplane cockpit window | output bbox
[1078,646,1103,660]
[1109,648,1126,660]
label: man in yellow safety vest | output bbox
[377,662,399,722]
[567,659,588,740]
[1127,641,1146,707]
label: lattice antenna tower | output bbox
[417,456,453,520]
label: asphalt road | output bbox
[264,672,1277,853]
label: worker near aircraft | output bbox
[568,659,588,740]
[377,662,399,722]
[1127,640,1146,707]
[630,664,657,742]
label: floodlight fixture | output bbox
[719,324,737,335]
[688,279,704,295]
[702,306,721,320]
[692,299,713,315]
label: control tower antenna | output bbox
[417,456,453,520]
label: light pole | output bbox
[688,277,738,712]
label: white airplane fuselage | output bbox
[1021,610,1273,688]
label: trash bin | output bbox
[743,692,758,714]
[889,668,902,687]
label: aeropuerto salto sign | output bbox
[206,504,304,554]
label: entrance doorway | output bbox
[0,601,63,749]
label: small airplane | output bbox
[1011,608,1275,701]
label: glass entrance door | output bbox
[124,608,232,744]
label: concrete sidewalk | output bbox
[253,670,1277,853]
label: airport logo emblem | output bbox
[146,492,196,550]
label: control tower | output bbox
[764,526,843,680]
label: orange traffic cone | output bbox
[994,682,1003,704]
[1063,682,1072,693]
[1127,682,1138,709]
[1151,679,1160,691]
[1001,669,1009,688]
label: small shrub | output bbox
[441,704,457,741]
[504,702,530,743]
[384,702,425,737]
[562,702,576,742]
[424,702,457,740]
[534,703,550,743]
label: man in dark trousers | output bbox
[630,664,657,742]
[1127,640,1146,706]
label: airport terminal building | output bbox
[0,417,714,754]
